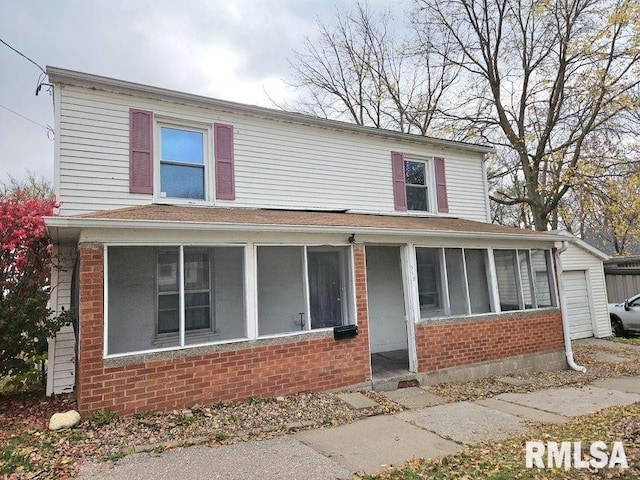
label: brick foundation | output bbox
[415,310,565,373]
[77,244,371,415]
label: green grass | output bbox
[611,337,640,346]
[0,434,34,475]
[91,409,118,426]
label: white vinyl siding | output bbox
[55,85,488,221]
[561,242,611,338]
[46,245,76,396]
[563,270,594,339]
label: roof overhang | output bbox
[45,206,564,244]
[555,230,610,261]
[46,66,495,156]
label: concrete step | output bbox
[371,372,420,391]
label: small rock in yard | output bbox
[275,396,286,402]
[181,409,193,417]
[49,410,81,430]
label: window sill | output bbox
[153,198,216,207]
[417,307,560,325]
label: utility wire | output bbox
[0,103,54,139]
[0,37,46,75]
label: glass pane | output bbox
[519,251,534,309]
[532,250,553,307]
[184,252,209,291]
[186,306,210,331]
[159,293,179,310]
[160,163,205,200]
[445,248,468,316]
[416,248,444,318]
[465,249,492,314]
[257,246,306,336]
[494,250,520,311]
[161,127,203,165]
[158,293,179,334]
[406,186,429,211]
[308,248,348,329]
[186,291,210,308]
[157,251,179,292]
[405,160,425,185]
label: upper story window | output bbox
[405,160,431,211]
[391,151,449,213]
[159,127,206,200]
[128,109,236,201]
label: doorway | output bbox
[365,246,409,376]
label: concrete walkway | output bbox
[79,376,640,479]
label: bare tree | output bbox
[289,1,460,136]
[415,0,640,230]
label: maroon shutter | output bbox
[434,157,449,213]
[129,109,153,194]
[391,151,407,211]
[214,123,235,200]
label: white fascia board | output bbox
[554,230,610,261]
[44,216,562,243]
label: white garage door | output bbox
[564,270,593,339]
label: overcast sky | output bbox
[0,0,406,185]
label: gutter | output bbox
[556,241,587,372]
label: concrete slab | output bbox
[399,402,527,444]
[295,415,461,473]
[78,437,351,480]
[497,386,640,417]
[592,376,640,394]
[474,398,569,425]
[336,392,378,410]
[382,387,446,409]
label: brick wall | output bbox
[414,310,565,373]
[77,244,371,415]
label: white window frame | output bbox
[154,119,213,205]
[254,243,356,339]
[404,157,436,213]
[103,243,248,359]
[414,246,556,321]
[103,242,357,359]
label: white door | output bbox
[564,270,594,339]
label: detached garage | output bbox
[558,232,611,339]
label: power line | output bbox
[0,37,46,75]
[0,103,54,139]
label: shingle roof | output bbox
[70,204,557,239]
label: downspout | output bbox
[555,241,587,372]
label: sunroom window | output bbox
[494,249,556,311]
[257,246,353,336]
[159,126,206,200]
[416,247,553,319]
[107,246,245,355]
[417,247,492,318]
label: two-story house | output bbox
[44,67,571,415]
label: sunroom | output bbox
[46,205,567,413]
